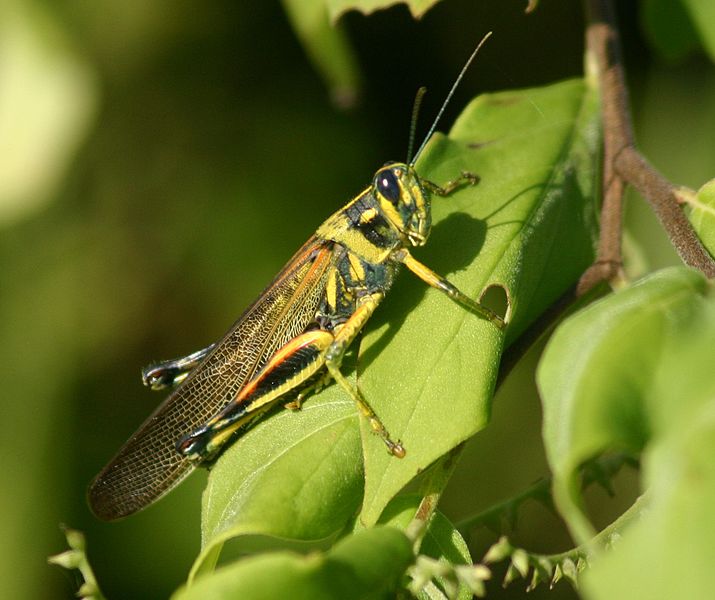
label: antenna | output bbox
[409,31,493,166]
[406,87,427,164]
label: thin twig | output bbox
[406,443,464,550]
[578,0,715,295]
[616,147,715,272]
[455,478,552,534]
[578,0,630,294]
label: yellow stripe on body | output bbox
[325,269,338,313]
[207,329,335,447]
[359,207,378,224]
[376,198,405,234]
[316,193,396,264]
[348,252,365,281]
[331,226,392,263]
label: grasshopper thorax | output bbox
[372,162,431,247]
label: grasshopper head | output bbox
[373,162,431,246]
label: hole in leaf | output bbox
[480,283,510,321]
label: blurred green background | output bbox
[2,1,713,598]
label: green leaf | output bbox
[687,178,715,257]
[280,0,361,108]
[326,0,441,20]
[580,283,715,599]
[537,267,710,543]
[175,526,413,600]
[359,77,600,525]
[325,0,537,20]
[681,0,715,61]
[194,78,600,571]
[191,390,362,579]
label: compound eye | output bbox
[375,169,401,205]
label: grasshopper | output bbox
[89,34,504,521]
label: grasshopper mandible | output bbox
[89,34,504,521]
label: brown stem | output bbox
[617,147,715,276]
[406,443,464,549]
[578,0,715,295]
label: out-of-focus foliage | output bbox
[641,0,715,62]
[326,0,538,20]
[281,0,361,108]
[0,1,97,225]
[642,0,702,61]
[538,268,709,543]
[679,0,715,60]
[328,0,443,20]
[3,0,714,599]
[539,267,715,600]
